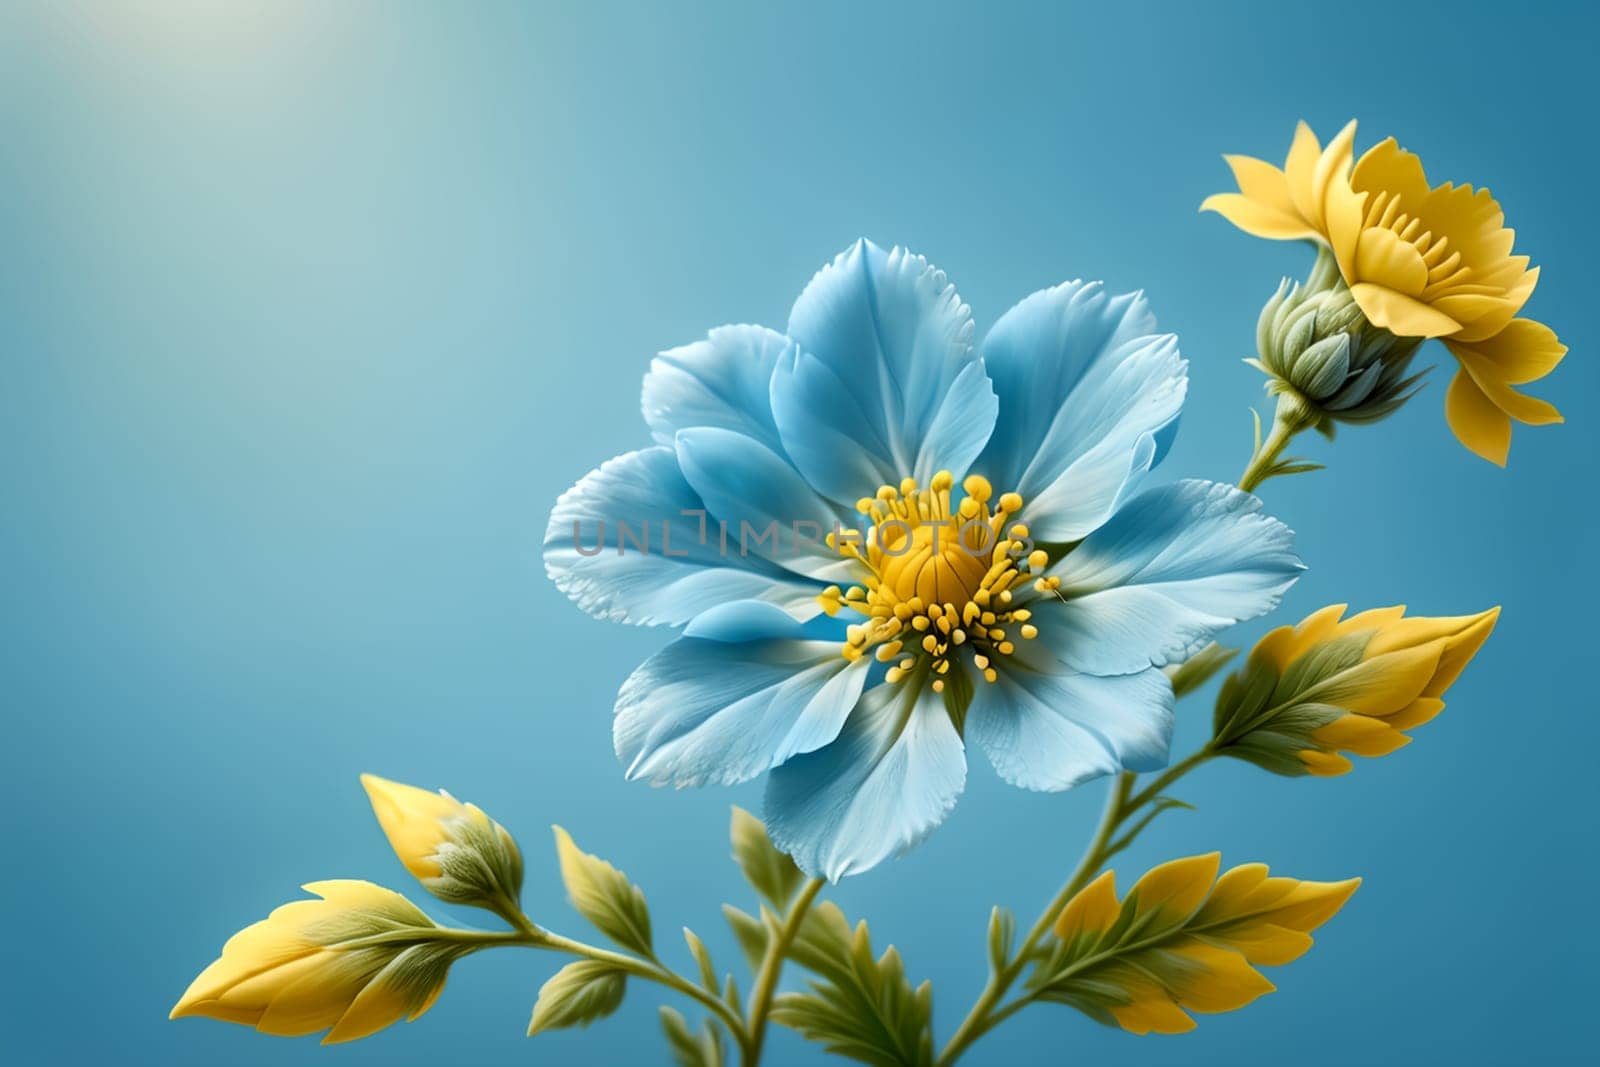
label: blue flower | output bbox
[545,240,1302,880]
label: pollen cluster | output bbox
[817,470,1055,691]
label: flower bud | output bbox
[1249,252,1427,429]
[362,774,524,912]
[170,881,460,1044]
[1212,603,1499,776]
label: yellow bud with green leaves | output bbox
[362,773,524,912]
[1039,853,1358,1034]
[170,881,461,1044]
[1212,604,1499,775]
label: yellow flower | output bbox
[1203,121,1566,465]
[170,880,459,1044]
[361,773,524,910]
[1213,603,1499,776]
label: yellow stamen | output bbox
[816,469,1056,690]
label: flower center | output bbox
[817,471,1055,692]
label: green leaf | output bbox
[722,904,768,971]
[786,900,854,981]
[528,961,626,1035]
[772,914,933,1066]
[730,806,805,911]
[552,826,653,956]
[1166,643,1238,699]
[659,1006,725,1067]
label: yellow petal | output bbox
[1284,121,1326,230]
[1385,697,1446,731]
[1350,137,1432,206]
[1348,282,1462,338]
[1418,607,1499,698]
[1199,863,1273,917]
[1298,749,1352,776]
[1130,853,1220,922]
[1354,227,1430,296]
[1055,868,1120,941]
[1445,366,1511,465]
[1263,878,1361,932]
[1337,605,1407,635]
[1309,120,1358,232]
[324,952,439,1044]
[361,774,462,881]
[1208,923,1313,967]
[1223,154,1297,209]
[1446,318,1566,386]
[1312,713,1411,757]
[1254,604,1347,671]
[1109,989,1196,1035]
[1167,939,1276,1013]
[1417,182,1515,297]
[1451,346,1565,426]
[1200,192,1320,241]
[1445,267,1539,343]
[1299,642,1443,717]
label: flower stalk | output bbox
[936,751,1217,1064]
[744,877,827,1066]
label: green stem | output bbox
[1125,748,1213,813]
[536,928,748,1037]
[1239,392,1313,494]
[359,907,745,1036]
[937,749,1216,1064]
[937,774,1131,1066]
[743,877,827,1066]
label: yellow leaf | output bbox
[170,881,459,1045]
[1213,603,1498,776]
[1037,855,1358,1035]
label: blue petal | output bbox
[545,448,820,626]
[976,282,1184,541]
[615,603,868,787]
[1036,480,1303,675]
[779,240,995,499]
[764,683,967,880]
[642,325,793,455]
[968,643,1174,791]
[768,348,898,503]
[675,427,859,584]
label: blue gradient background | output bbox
[3,2,1594,1064]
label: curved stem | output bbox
[536,928,748,1037]
[1239,405,1298,493]
[743,877,827,1066]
